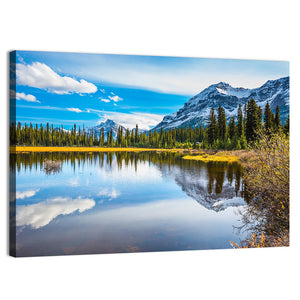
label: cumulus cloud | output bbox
[108,95,123,102]
[67,107,82,113]
[100,98,110,103]
[98,188,120,200]
[16,189,40,200]
[16,62,97,95]
[100,111,164,130]
[15,92,40,103]
[16,196,95,229]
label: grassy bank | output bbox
[10,146,182,153]
[182,152,239,163]
[10,146,252,164]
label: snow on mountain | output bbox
[153,77,289,130]
[54,127,71,133]
[86,119,126,138]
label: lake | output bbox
[10,151,247,257]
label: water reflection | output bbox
[17,196,95,229]
[10,151,247,256]
[11,151,244,212]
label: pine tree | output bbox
[228,117,236,139]
[274,105,281,131]
[237,104,244,138]
[109,129,113,146]
[217,106,227,141]
[245,98,260,141]
[207,108,217,145]
[264,101,273,133]
[106,131,110,146]
[284,115,289,135]
[135,124,139,145]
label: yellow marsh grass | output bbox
[183,152,239,163]
[10,146,182,153]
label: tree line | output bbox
[10,98,289,150]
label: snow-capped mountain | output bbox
[153,77,289,130]
[54,127,71,133]
[86,119,126,138]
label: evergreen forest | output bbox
[10,99,289,150]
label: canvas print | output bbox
[9,51,289,257]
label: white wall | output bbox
[1,1,299,299]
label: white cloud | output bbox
[16,62,97,94]
[16,196,95,229]
[98,188,120,200]
[16,189,40,200]
[99,89,106,93]
[100,98,110,103]
[73,57,288,95]
[16,92,40,103]
[100,111,164,130]
[67,107,82,113]
[108,95,123,102]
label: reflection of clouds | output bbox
[81,198,236,228]
[68,177,80,187]
[98,188,120,200]
[17,196,95,229]
[97,161,162,183]
[16,189,40,200]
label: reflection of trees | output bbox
[11,151,244,212]
[172,160,244,212]
[205,162,241,196]
[215,165,225,195]
[227,163,234,185]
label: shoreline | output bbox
[10,146,187,153]
[10,146,253,163]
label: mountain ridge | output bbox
[86,119,126,138]
[153,76,289,131]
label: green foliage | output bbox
[245,98,261,141]
[207,108,218,145]
[264,101,274,133]
[237,104,244,138]
[284,115,289,135]
[217,106,227,141]
[228,117,236,139]
[274,105,281,132]
[10,99,287,152]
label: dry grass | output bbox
[11,146,184,153]
[182,151,239,163]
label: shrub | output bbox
[237,131,289,247]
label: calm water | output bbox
[10,152,247,257]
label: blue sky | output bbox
[13,50,289,130]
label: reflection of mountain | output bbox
[13,151,246,213]
[159,162,245,212]
[175,176,245,212]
